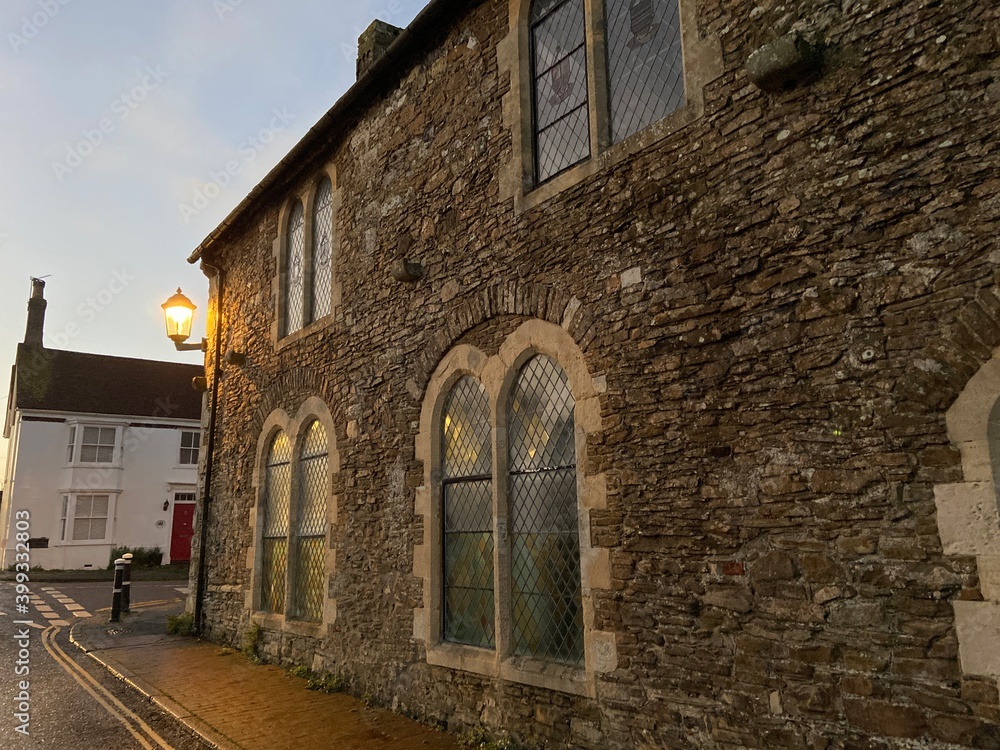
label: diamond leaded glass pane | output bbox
[606,0,685,144]
[441,377,495,647]
[285,201,305,335]
[511,530,583,664]
[261,432,291,613]
[508,356,576,472]
[297,422,329,536]
[443,377,493,479]
[531,0,590,183]
[261,538,288,614]
[311,178,334,322]
[293,421,328,622]
[294,536,325,622]
[510,469,578,532]
[508,356,582,665]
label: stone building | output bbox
[184,0,1000,746]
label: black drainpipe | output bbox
[194,260,225,636]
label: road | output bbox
[0,579,211,749]
[30,579,190,617]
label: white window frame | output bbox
[60,495,69,541]
[178,430,201,466]
[69,424,121,466]
[66,426,76,464]
[59,492,118,545]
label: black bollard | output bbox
[110,558,125,623]
[122,553,133,614]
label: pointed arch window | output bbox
[441,376,495,648]
[256,417,332,623]
[508,355,582,665]
[433,357,583,667]
[310,178,334,322]
[294,421,329,622]
[260,431,292,613]
[284,201,305,335]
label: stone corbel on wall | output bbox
[746,32,823,92]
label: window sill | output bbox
[519,97,702,214]
[275,313,335,352]
[251,611,327,639]
[426,641,593,698]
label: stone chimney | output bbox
[357,19,403,79]
[24,277,47,348]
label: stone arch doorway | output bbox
[937,356,1000,683]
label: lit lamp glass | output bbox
[162,288,197,344]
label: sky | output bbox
[0,0,429,469]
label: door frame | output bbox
[166,487,198,565]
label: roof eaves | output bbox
[188,0,479,265]
[3,363,16,440]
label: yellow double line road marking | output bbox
[41,626,176,750]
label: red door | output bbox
[170,503,196,563]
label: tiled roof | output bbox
[12,344,203,421]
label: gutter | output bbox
[188,0,482,264]
[192,261,225,635]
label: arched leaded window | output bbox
[284,201,305,335]
[441,376,495,647]
[261,431,292,613]
[417,325,615,690]
[294,421,329,622]
[310,178,334,323]
[530,0,591,184]
[507,355,583,665]
[605,0,685,144]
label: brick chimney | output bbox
[24,277,46,348]
[357,19,403,79]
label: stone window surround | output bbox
[248,397,340,638]
[273,165,342,349]
[498,0,723,215]
[413,319,616,698]
[936,354,1000,691]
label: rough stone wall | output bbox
[193,0,1000,747]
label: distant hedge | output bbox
[107,546,163,569]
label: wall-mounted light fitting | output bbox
[162,289,207,352]
[163,288,247,364]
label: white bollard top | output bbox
[114,557,127,565]
[123,553,134,561]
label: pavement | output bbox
[70,600,461,750]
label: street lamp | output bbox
[161,288,206,352]
[160,270,226,637]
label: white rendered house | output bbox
[0,279,204,570]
